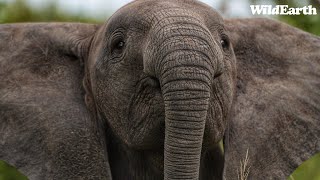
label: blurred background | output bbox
[0,0,319,180]
[0,0,319,34]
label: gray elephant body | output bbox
[0,0,319,180]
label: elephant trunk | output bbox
[160,51,213,179]
[143,16,220,179]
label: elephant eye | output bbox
[110,35,126,55]
[220,35,230,51]
[115,41,125,50]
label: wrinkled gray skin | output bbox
[0,0,319,180]
[224,19,320,179]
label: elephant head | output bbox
[83,0,236,179]
[1,0,319,179]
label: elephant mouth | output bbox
[126,75,226,150]
[127,75,165,149]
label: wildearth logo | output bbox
[250,5,317,15]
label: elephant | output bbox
[0,0,319,179]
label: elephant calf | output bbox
[0,0,319,179]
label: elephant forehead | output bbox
[107,0,223,32]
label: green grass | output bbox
[288,153,320,180]
[0,161,28,180]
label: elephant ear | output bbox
[0,23,112,179]
[224,18,320,179]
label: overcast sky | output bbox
[18,0,251,18]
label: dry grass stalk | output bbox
[237,149,250,180]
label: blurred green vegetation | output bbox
[250,0,320,35]
[0,0,103,23]
[0,161,28,180]
[288,153,320,180]
[276,0,320,35]
[0,0,319,179]
[1,0,319,35]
